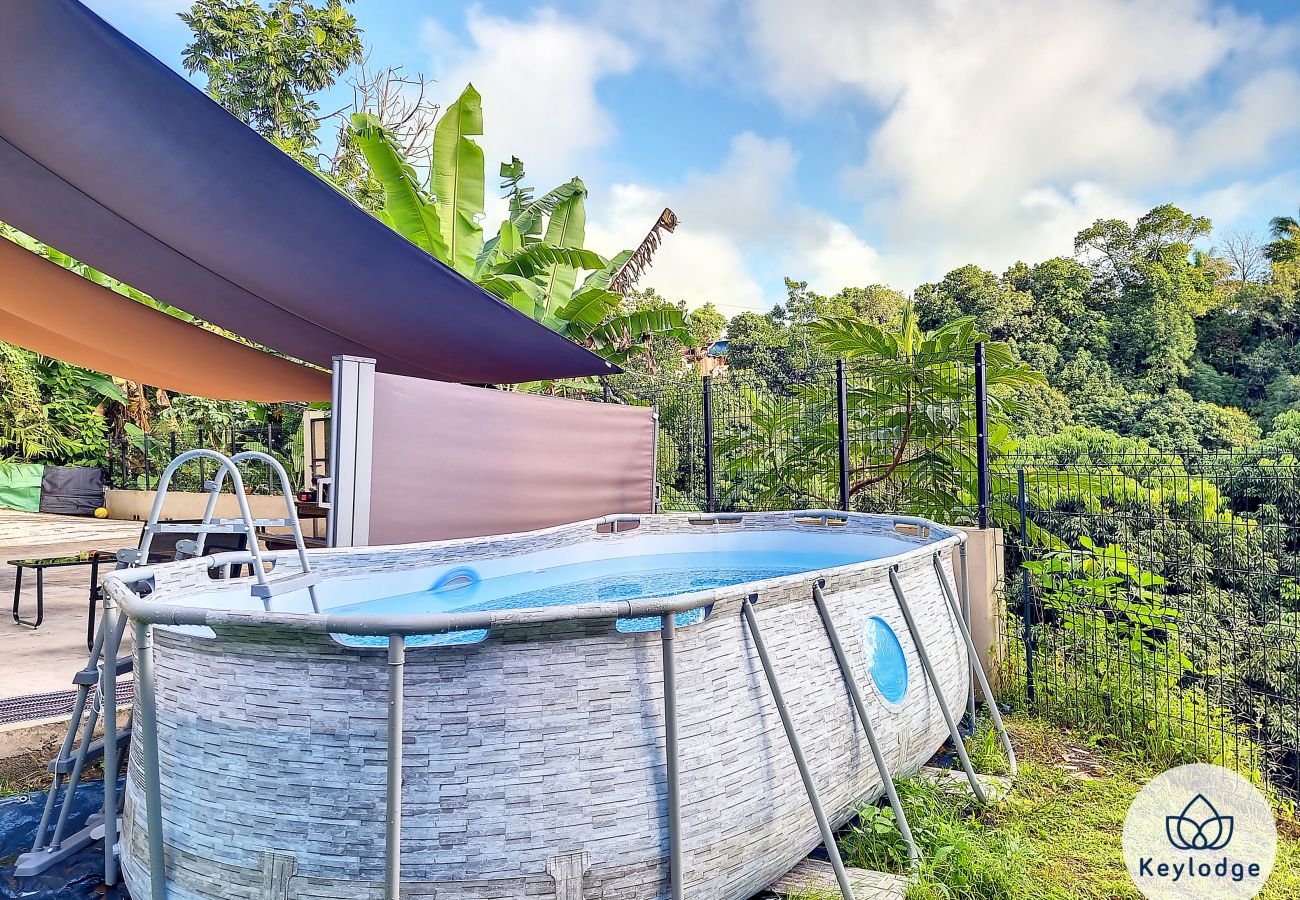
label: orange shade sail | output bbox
[0,239,330,401]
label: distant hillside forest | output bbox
[656,204,1300,457]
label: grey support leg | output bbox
[385,635,406,900]
[135,620,167,900]
[811,583,920,870]
[887,568,989,804]
[932,554,1017,777]
[102,599,121,887]
[661,613,684,900]
[741,595,856,900]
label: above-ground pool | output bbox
[105,511,972,900]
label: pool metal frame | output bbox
[99,512,1014,900]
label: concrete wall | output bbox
[953,527,1005,696]
[106,490,289,524]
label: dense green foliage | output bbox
[181,0,363,156]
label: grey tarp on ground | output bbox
[0,0,614,385]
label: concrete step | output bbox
[767,858,908,899]
[920,764,1013,802]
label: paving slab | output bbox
[768,858,908,899]
[0,510,143,707]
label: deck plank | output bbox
[768,858,908,899]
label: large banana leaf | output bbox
[474,218,526,278]
[513,177,586,239]
[589,307,689,360]
[490,246,606,280]
[553,288,622,333]
[350,112,448,261]
[433,85,485,276]
[579,249,634,293]
[541,192,586,317]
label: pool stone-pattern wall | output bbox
[108,512,968,900]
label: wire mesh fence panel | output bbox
[575,349,985,519]
[106,406,304,495]
[994,451,1300,794]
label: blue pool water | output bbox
[331,548,872,647]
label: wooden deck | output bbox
[0,509,143,711]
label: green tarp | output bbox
[0,463,44,512]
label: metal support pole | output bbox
[385,635,406,900]
[959,542,975,726]
[702,376,716,513]
[1018,470,1035,706]
[974,343,990,530]
[932,554,1017,777]
[811,583,919,869]
[102,597,120,886]
[661,613,683,900]
[887,569,989,804]
[835,359,850,511]
[135,620,167,900]
[741,596,856,900]
[142,432,152,492]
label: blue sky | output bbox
[86,0,1300,315]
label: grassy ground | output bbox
[822,716,1300,900]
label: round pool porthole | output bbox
[863,616,908,704]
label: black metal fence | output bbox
[106,417,302,494]
[993,451,1300,791]
[599,354,1299,792]
[609,350,986,523]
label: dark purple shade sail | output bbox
[0,0,615,384]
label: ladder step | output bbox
[48,729,132,774]
[148,522,249,534]
[251,570,321,599]
[71,655,133,686]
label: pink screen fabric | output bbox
[368,373,656,543]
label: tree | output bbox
[1216,229,1269,284]
[180,0,363,156]
[717,305,1043,511]
[687,302,726,348]
[347,84,688,364]
[1265,206,1300,264]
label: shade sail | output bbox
[0,239,330,401]
[0,0,614,384]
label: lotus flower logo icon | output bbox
[1166,794,1235,851]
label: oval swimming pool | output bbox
[106,510,972,900]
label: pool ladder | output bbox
[743,543,1016,900]
[122,449,322,612]
[14,449,319,885]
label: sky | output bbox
[85,0,1300,316]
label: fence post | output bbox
[836,358,850,511]
[142,431,152,491]
[1018,468,1035,705]
[702,375,716,513]
[975,342,990,529]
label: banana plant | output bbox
[348,83,688,365]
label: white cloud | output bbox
[588,132,889,312]
[593,0,730,70]
[747,0,1300,279]
[420,7,635,224]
